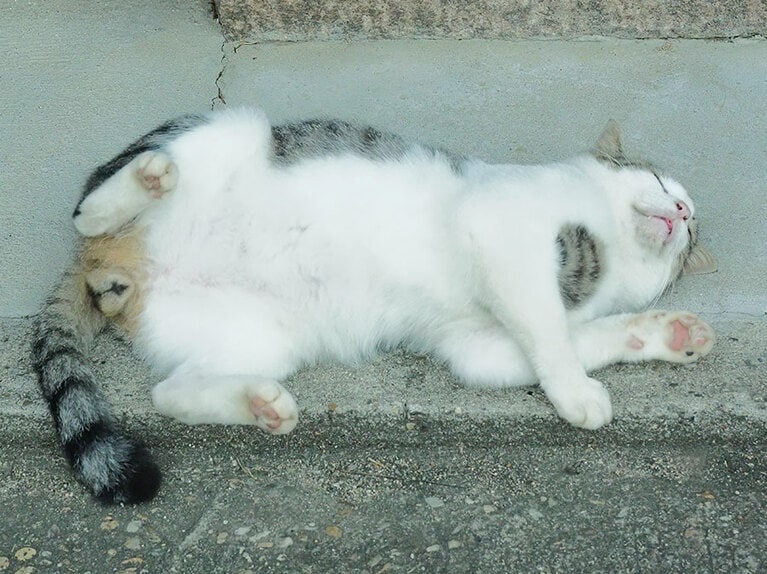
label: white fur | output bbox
[78,108,714,431]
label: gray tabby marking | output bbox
[270,119,465,173]
[556,224,603,308]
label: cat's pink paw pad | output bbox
[134,151,178,197]
[666,313,715,360]
[248,386,298,435]
[658,312,715,363]
[628,310,715,364]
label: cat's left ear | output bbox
[592,120,626,166]
[683,244,718,274]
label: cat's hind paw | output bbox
[545,377,613,430]
[247,381,299,435]
[85,269,134,317]
[134,151,178,197]
[628,311,715,364]
[74,151,178,236]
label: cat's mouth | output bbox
[655,216,675,237]
[633,208,683,245]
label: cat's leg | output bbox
[434,320,537,388]
[151,370,299,434]
[473,238,615,429]
[573,310,715,369]
[74,151,178,236]
[438,311,714,390]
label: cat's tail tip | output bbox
[73,433,163,505]
[98,441,162,504]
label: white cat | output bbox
[34,108,716,503]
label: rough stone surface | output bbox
[215,0,767,41]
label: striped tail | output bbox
[31,262,161,503]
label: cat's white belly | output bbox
[136,155,472,377]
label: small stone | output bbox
[14,567,35,574]
[126,520,142,534]
[124,538,141,550]
[325,525,342,539]
[528,508,544,520]
[216,532,228,544]
[448,540,461,549]
[250,529,271,541]
[425,544,440,553]
[424,496,444,508]
[483,504,497,514]
[0,556,9,569]
[234,527,252,537]
[277,537,293,549]
[100,516,119,531]
[14,548,36,562]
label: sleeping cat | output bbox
[32,108,717,504]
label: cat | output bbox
[32,108,717,504]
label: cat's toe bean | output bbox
[627,310,715,364]
[247,382,298,435]
[135,151,178,196]
[664,312,715,363]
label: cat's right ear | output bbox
[683,244,718,275]
[592,120,626,166]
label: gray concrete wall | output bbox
[216,0,767,41]
[0,0,222,317]
[2,1,766,320]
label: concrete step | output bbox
[215,0,767,41]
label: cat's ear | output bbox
[683,244,718,274]
[592,120,626,166]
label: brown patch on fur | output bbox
[80,227,148,335]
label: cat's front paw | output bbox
[247,380,299,435]
[545,377,613,430]
[134,151,178,197]
[628,311,715,364]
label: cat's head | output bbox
[591,120,717,278]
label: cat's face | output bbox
[592,121,716,277]
[604,164,717,278]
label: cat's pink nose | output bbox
[676,200,690,220]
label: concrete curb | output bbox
[215,0,767,41]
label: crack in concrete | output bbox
[211,40,227,109]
